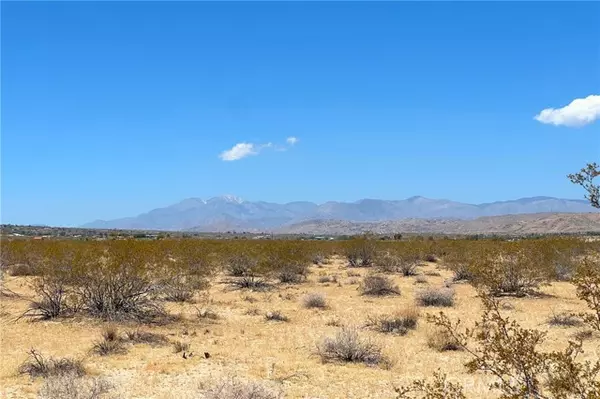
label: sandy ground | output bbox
[1,257,598,398]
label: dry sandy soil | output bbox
[1,257,598,398]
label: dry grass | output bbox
[38,374,114,399]
[171,340,190,354]
[547,312,582,327]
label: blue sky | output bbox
[2,2,599,227]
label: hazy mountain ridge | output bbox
[275,213,600,235]
[81,195,597,232]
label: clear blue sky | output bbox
[2,2,599,227]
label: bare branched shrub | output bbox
[360,275,400,296]
[395,370,466,399]
[302,293,327,309]
[424,254,439,263]
[19,350,85,379]
[317,326,387,366]
[22,276,70,320]
[160,274,207,303]
[265,310,289,322]
[547,312,582,328]
[201,378,281,399]
[39,374,114,399]
[416,287,455,307]
[367,307,419,335]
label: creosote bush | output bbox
[317,326,387,366]
[360,275,401,296]
[344,236,378,267]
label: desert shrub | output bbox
[159,273,207,303]
[471,244,552,297]
[414,275,428,284]
[302,292,327,309]
[39,374,114,399]
[201,378,281,399]
[395,370,466,399]
[573,257,600,331]
[360,275,400,296]
[224,253,257,277]
[376,251,419,276]
[425,293,600,397]
[451,265,474,283]
[265,310,289,322]
[317,326,387,366]
[19,349,85,379]
[172,340,190,354]
[317,275,337,283]
[344,236,378,267]
[70,241,165,322]
[426,328,463,352]
[416,287,455,307]
[367,307,419,335]
[22,275,70,320]
[229,275,272,291]
[92,327,126,356]
[547,312,582,327]
[347,270,361,277]
[275,262,308,284]
[123,329,168,346]
[311,253,325,265]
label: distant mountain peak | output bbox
[208,195,244,204]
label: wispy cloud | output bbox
[219,137,299,161]
[534,94,600,127]
[219,143,257,161]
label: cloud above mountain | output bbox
[535,94,600,127]
[219,137,299,161]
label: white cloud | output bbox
[219,143,257,161]
[534,94,600,127]
[219,137,299,161]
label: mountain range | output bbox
[81,195,598,233]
